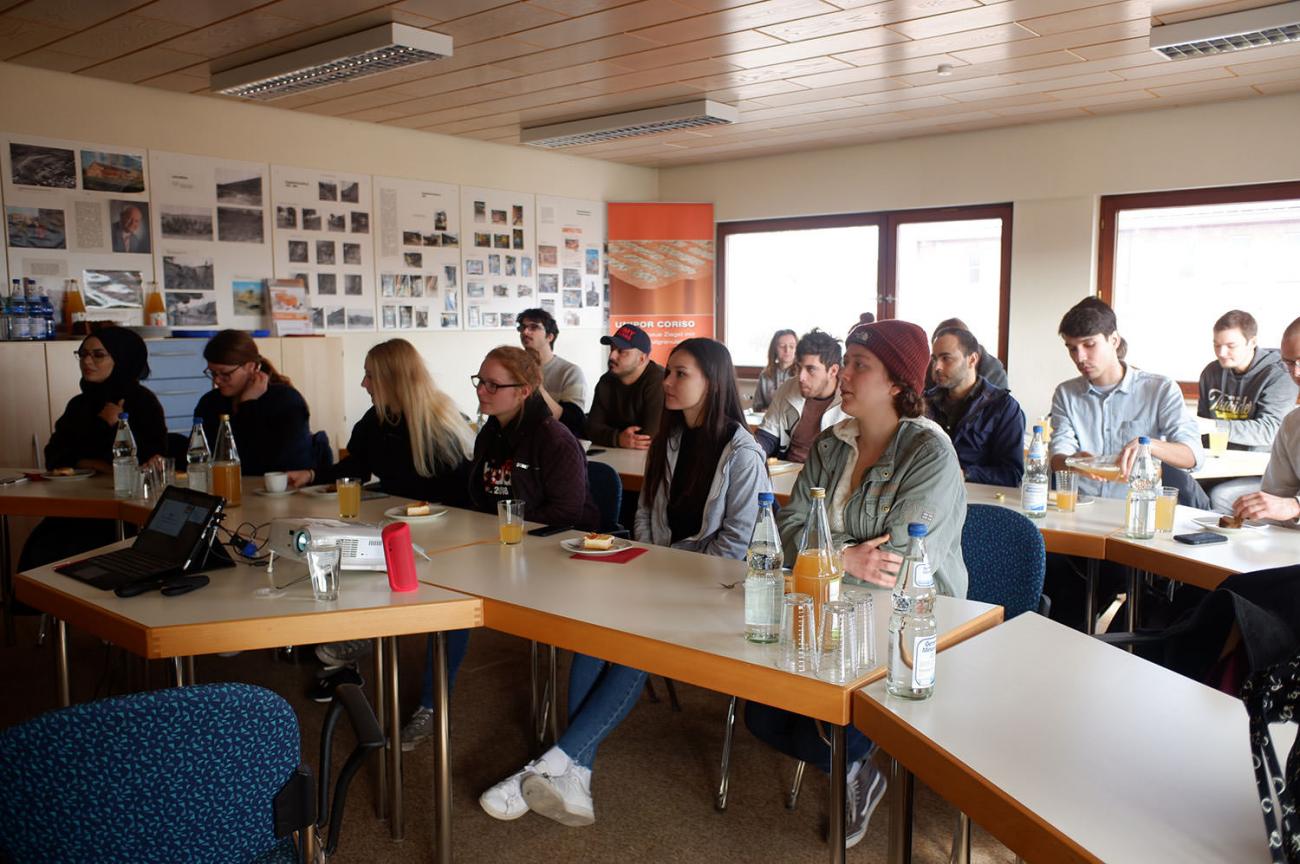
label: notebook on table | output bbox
[55,486,225,590]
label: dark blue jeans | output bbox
[557,654,647,769]
[743,701,872,774]
[418,629,471,709]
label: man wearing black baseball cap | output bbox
[587,324,664,450]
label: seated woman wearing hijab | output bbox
[194,330,314,475]
[18,327,167,571]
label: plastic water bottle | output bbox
[37,295,55,340]
[1021,424,1048,519]
[887,523,937,700]
[1125,436,1160,540]
[8,288,29,341]
[186,417,212,493]
[111,413,138,498]
[744,491,784,643]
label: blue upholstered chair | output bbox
[0,681,381,864]
[586,460,626,536]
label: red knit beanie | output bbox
[844,315,930,396]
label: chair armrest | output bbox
[318,683,384,856]
[1093,631,1166,648]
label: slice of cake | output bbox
[406,501,432,517]
[582,533,614,550]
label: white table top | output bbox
[1193,449,1270,480]
[965,482,1126,557]
[587,446,800,500]
[855,613,1279,864]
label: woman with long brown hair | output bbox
[194,330,314,475]
[752,327,797,412]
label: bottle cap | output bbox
[119,412,129,420]
[810,487,826,499]
[1032,425,1043,433]
[193,416,202,424]
[757,491,774,504]
[1138,436,1150,445]
[219,413,230,421]
[907,522,928,537]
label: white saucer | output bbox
[255,488,295,498]
[384,505,447,523]
[561,537,633,556]
[42,469,94,481]
[1193,516,1263,536]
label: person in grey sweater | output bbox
[1197,310,1299,511]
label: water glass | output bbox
[776,593,818,675]
[841,586,877,674]
[1054,470,1077,513]
[817,600,858,684]
[1156,485,1179,534]
[306,540,341,602]
[160,457,176,489]
[498,499,525,545]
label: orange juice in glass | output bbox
[498,499,524,545]
[1155,486,1178,533]
[337,477,361,519]
[1209,420,1229,453]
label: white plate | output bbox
[299,484,337,497]
[384,505,447,523]
[561,537,633,556]
[41,469,95,481]
[255,488,296,498]
[1192,516,1263,536]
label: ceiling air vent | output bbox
[211,23,452,100]
[1150,1,1300,59]
[520,100,740,148]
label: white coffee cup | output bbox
[264,471,288,493]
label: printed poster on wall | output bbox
[271,164,375,333]
[373,175,461,332]
[536,195,604,330]
[460,186,535,331]
[607,203,714,365]
[1,132,153,325]
[149,151,272,329]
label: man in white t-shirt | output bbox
[1234,317,1300,526]
[518,307,586,438]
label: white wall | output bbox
[659,92,1300,419]
[0,61,657,428]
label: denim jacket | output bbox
[778,416,968,599]
[635,424,771,560]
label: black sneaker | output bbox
[306,666,363,703]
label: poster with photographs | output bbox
[270,164,374,331]
[1,132,153,324]
[149,151,271,329]
[373,175,461,332]
[461,185,535,330]
[536,195,604,330]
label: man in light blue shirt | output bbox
[1048,296,1204,502]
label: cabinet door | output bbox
[45,342,81,432]
[0,344,52,467]
[279,337,345,449]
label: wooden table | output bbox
[854,612,1281,864]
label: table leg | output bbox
[172,657,186,686]
[1084,559,1099,636]
[1125,568,1144,635]
[55,619,69,707]
[373,637,388,820]
[433,632,451,864]
[828,725,846,864]
[185,656,196,685]
[548,644,560,742]
[386,636,404,841]
[115,520,125,542]
[1,514,13,647]
[887,755,914,864]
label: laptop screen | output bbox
[134,485,222,560]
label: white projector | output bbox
[268,518,387,571]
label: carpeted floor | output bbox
[1,614,1016,863]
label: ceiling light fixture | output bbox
[1150,0,1300,59]
[520,100,740,148]
[211,23,452,100]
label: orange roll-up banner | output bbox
[607,202,714,366]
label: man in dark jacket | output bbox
[924,317,1007,390]
[586,323,664,449]
[925,326,1026,487]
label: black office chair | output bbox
[311,430,333,477]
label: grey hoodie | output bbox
[1197,347,1298,451]
[634,423,771,560]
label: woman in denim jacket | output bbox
[747,316,968,850]
[480,338,769,827]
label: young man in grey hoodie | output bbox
[1197,310,1299,511]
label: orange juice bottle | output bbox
[64,278,88,336]
[793,487,839,632]
[144,281,166,327]
[211,413,242,506]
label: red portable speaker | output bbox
[382,522,418,592]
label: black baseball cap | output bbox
[601,323,651,354]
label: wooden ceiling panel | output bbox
[510,0,701,49]
[757,0,979,41]
[890,49,1083,87]
[1252,78,1300,95]
[725,24,910,68]
[630,0,839,46]
[788,54,966,88]
[141,69,211,93]
[0,17,71,60]
[949,17,1152,64]
[1151,0,1280,25]
[162,13,305,59]
[609,30,781,70]
[46,15,191,62]
[1019,0,1151,35]
[488,33,660,74]
[81,47,210,83]
[262,0,397,27]
[390,0,511,22]
[832,22,1037,66]
[7,0,142,30]
[747,74,908,105]
[435,3,570,46]
[137,0,276,29]
[685,55,855,90]
[703,78,810,100]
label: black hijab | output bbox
[79,326,150,403]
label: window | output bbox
[1099,183,1300,384]
[719,205,1011,374]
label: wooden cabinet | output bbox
[280,337,346,450]
[0,343,51,468]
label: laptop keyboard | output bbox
[92,548,176,575]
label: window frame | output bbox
[1097,180,1300,395]
[717,203,1013,378]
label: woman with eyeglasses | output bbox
[194,330,314,476]
[18,327,167,573]
[478,338,769,829]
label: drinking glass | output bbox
[841,586,877,674]
[306,540,341,602]
[1209,420,1230,453]
[776,593,818,675]
[337,477,361,519]
[817,600,858,684]
[1054,470,1077,513]
[1156,486,1178,534]
[160,457,176,489]
[498,499,525,545]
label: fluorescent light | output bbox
[520,100,740,148]
[211,23,452,100]
[1150,1,1300,59]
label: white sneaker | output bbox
[479,765,537,821]
[521,758,594,827]
[315,639,373,669]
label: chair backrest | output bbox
[0,683,300,864]
[960,504,1046,620]
[311,429,333,474]
[587,460,623,534]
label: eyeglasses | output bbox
[471,375,524,394]
[517,322,545,333]
[203,366,241,382]
[1279,358,1300,373]
[73,349,109,362]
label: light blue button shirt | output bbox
[1049,364,1204,499]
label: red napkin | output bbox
[570,547,648,564]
